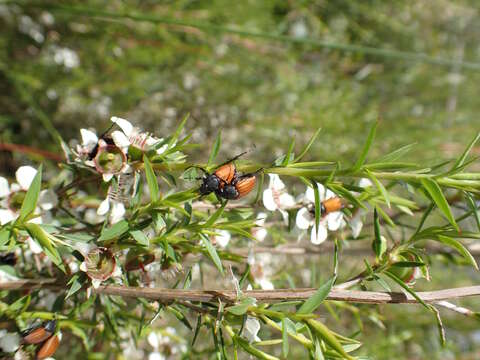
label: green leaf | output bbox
[0,228,10,246]
[19,164,42,222]
[294,128,321,163]
[130,230,149,247]
[372,208,386,259]
[235,336,280,360]
[226,297,256,316]
[281,318,289,358]
[298,276,336,314]
[367,170,390,208]
[376,143,416,163]
[431,306,446,347]
[352,122,377,171]
[306,319,354,360]
[435,235,478,270]
[200,234,224,275]
[451,132,480,170]
[169,113,189,148]
[207,131,222,168]
[420,178,459,231]
[66,273,84,299]
[282,138,295,166]
[204,201,226,228]
[98,220,129,242]
[384,270,429,309]
[25,223,64,271]
[143,155,159,203]
[8,295,31,313]
[465,192,480,232]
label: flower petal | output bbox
[278,192,295,208]
[147,332,160,348]
[15,166,37,190]
[268,174,285,191]
[111,116,133,137]
[311,223,328,245]
[0,209,16,225]
[97,198,110,216]
[110,202,125,224]
[305,182,326,203]
[296,207,313,230]
[242,316,261,343]
[358,178,373,188]
[215,230,231,248]
[102,173,114,182]
[0,177,10,198]
[0,331,21,353]
[28,237,43,254]
[39,189,58,210]
[253,227,267,242]
[111,130,131,149]
[259,278,274,290]
[262,189,277,211]
[350,215,363,239]
[327,212,343,231]
[80,128,98,147]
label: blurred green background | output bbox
[1,1,480,359]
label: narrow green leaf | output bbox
[143,156,159,203]
[130,230,149,247]
[435,235,478,270]
[298,276,336,314]
[421,178,459,231]
[235,336,280,360]
[431,306,446,347]
[376,143,416,163]
[200,234,224,275]
[465,192,480,232]
[191,315,202,347]
[19,164,42,222]
[282,138,295,166]
[384,270,429,309]
[306,319,354,360]
[169,113,189,148]
[451,132,480,170]
[372,208,386,259]
[0,228,10,246]
[66,273,83,299]
[204,201,227,228]
[226,297,256,316]
[207,131,222,168]
[294,127,321,163]
[352,122,377,171]
[282,318,289,358]
[25,223,64,270]
[98,220,129,242]
[367,170,390,208]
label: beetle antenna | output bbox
[185,165,209,175]
[99,122,116,139]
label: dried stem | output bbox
[2,280,480,305]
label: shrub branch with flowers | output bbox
[1,117,480,359]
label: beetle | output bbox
[194,151,248,196]
[36,334,60,359]
[320,197,344,216]
[23,320,56,345]
[216,171,260,200]
[87,123,116,160]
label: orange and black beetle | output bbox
[36,334,60,359]
[0,252,16,266]
[216,173,258,200]
[195,151,248,196]
[22,320,56,345]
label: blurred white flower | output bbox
[53,47,79,68]
[0,330,21,353]
[262,174,295,223]
[242,316,261,343]
[296,183,344,245]
[213,229,231,248]
[97,196,125,224]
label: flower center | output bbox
[8,190,26,212]
[94,145,126,174]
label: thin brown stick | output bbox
[0,143,63,161]
[2,280,480,305]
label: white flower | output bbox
[295,183,344,245]
[213,230,231,248]
[97,196,125,224]
[111,116,167,155]
[252,212,268,242]
[262,174,295,223]
[0,166,57,225]
[349,178,373,239]
[242,316,261,343]
[0,330,21,353]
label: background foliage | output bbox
[1,1,480,359]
